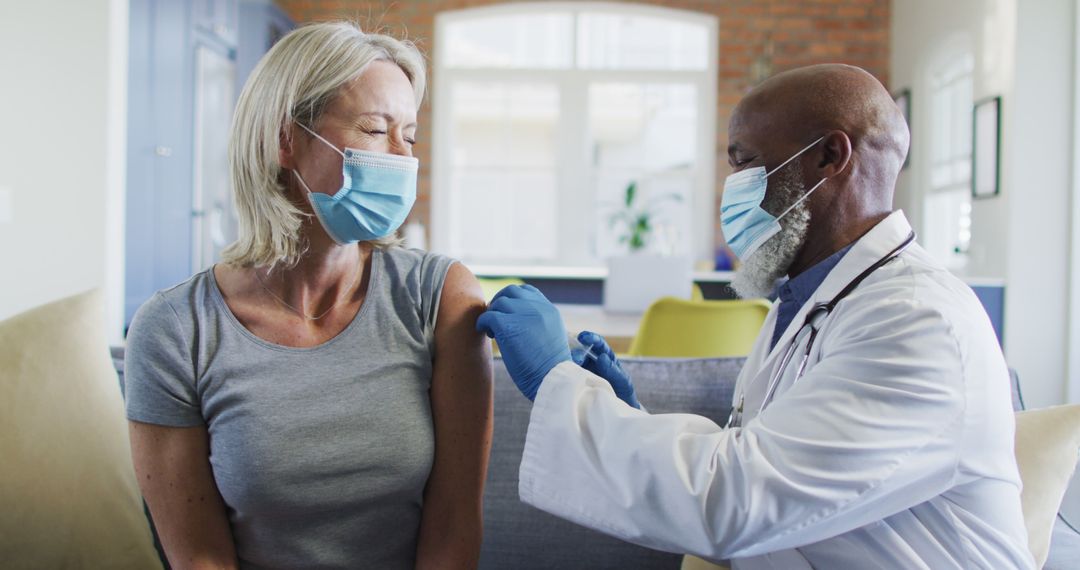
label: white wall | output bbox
[1005,0,1075,409]
[0,0,128,343]
[893,0,1080,524]
[891,0,1016,279]
[892,0,1075,409]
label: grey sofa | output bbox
[111,350,1079,568]
[481,357,742,569]
[480,356,1080,570]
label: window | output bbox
[925,53,974,269]
[432,4,717,267]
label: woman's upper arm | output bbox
[429,262,494,464]
[126,295,234,567]
[416,262,494,567]
[129,420,237,570]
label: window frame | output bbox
[923,48,975,269]
[431,2,718,268]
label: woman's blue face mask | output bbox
[720,137,827,261]
[293,123,418,244]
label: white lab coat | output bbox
[519,212,1035,569]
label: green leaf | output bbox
[635,216,650,233]
[625,181,637,207]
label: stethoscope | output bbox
[725,231,917,429]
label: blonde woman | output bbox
[124,22,493,569]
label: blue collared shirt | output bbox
[770,244,855,351]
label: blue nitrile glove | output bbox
[573,331,640,409]
[476,285,571,401]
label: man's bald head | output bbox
[730,64,909,184]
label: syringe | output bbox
[568,333,599,362]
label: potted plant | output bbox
[603,181,692,313]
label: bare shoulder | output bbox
[436,262,486,325]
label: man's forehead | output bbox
[729,93,802,147]
[728,105,770,148]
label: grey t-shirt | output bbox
[124,247,455,569]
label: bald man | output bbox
[478,65,1034,568]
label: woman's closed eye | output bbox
[364,129,415,145]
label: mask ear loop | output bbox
[764,135,829,220]
[777,176,828,219]
[292,170,315,195]
[295,122,346,158]
[291,121,345,196]
[765,135,826,178]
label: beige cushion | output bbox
[1015,404,1080,568]
[0,290,161,568]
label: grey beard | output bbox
[730,170,811,299]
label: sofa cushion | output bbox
[1014,404,1080,568]
[481,356,742,570]
[0,290,161,568]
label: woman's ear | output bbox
[816,130,853,179]
[279,123,297,169]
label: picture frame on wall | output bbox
[972,96,1002,199]
[893,88,911,169]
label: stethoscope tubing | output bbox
[726,231,917,428]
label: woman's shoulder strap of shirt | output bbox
[377,247,458,332]
[123,271,214,428]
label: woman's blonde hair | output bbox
[222,21,426,268]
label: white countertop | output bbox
[468,264,1006,287]
[469,264,737,283]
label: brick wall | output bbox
[275,0,890,253]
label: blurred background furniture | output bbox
[627,297,772,358]
[4,289,1072,568]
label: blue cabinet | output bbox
[193,0,239,46]
[237,0,294,91]
[125,0,292,327]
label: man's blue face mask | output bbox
[720,136,827,261]
[294,122,418,244]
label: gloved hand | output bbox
[476,285,571,401]
[572,331,640,409]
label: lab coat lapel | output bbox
[746,211,915,395]
[803,211,914,309]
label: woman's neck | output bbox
[259,240,370,319]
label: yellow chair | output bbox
[627,297,772,358]
[478,278,526,356]
[477,277,525,303]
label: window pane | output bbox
[930,53,974,190]
[447,82,560,262]
[451,169,557,261]
[589,83,697,171]
[450,82,559,168]
[593,172,692,258]
[923,187,971,269]
[588,83,697,257]
[577,12,708,70]
[444,13,573,69]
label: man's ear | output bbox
[279,123,297,169]
[816,130,853,178]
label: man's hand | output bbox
[572,331,640,409]
[476,285,570,401]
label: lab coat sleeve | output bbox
[518,297,966,560]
